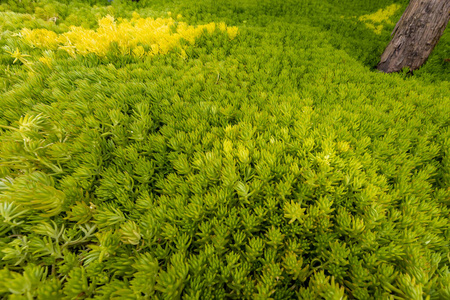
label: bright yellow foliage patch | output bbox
[21,13,239,58]
[358,4,401,34]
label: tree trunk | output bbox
[377,0,450,73]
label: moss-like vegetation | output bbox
[0,0,449,299]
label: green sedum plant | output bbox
[0,0,449,299]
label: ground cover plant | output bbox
[0,0,449,299]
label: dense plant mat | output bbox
[0,0,449,299]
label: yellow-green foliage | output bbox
[0,0,449,299]
[21,13,238,57]
[358,4,401,34]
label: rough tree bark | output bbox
[377,0,450,73]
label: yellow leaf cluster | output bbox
[21,29,60,50]
[21,13,239,58]
[38,56,52,67]
[358,4,401,35]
